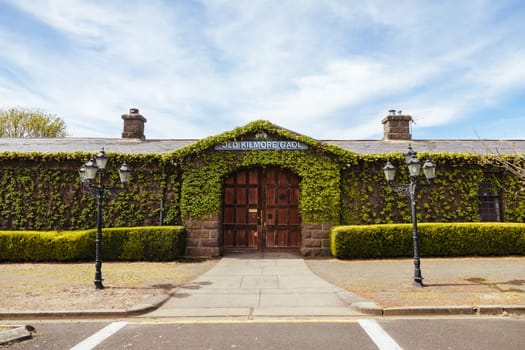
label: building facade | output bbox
[1,109,525,257]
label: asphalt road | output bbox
[3,317,524,350]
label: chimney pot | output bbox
[121,108,147,140]
[382,110,413,140]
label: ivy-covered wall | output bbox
[176,120,347,224]
[0,152,180,230]
[340,153,489,225]
[1,120,524,234]
[339,152,525,225]
[497,155,525,222]
[179,150,341,224]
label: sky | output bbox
[1,0,525,140]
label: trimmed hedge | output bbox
[331,223,525,259]
[0,226,186,262]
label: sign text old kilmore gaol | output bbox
[215,140,309,151]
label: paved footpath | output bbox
[143,253,368,318]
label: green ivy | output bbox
[0,152,181,230]
[176,120,343,223]
[2,121,525,231]
[340,153,486,225]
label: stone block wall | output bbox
[184,214,221,257]
[300,223,333,257]
[184,216,333,258]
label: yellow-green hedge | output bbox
[0,226,186,262]
[331,223,525,258]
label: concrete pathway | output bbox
[143,253,368,318]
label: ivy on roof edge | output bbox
[173,119,353,160]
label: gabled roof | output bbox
[174,120,344,157]
[2,120,525,155]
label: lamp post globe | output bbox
[119,162,131,184]
[95,148,109,170]
[84,158,98,181]
[383,160,396,182]
[422,158,436,181]
[407,156,421,177]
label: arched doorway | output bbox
[222,167,301,253]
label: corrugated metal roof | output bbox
[1,137,525,155]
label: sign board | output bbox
[215,140,309,151]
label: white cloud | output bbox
[468,50,525,94]
[241,58,425,122]
[0,0,524,140]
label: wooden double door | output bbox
[222,167,301,253]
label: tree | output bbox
[481,143,525,197]
[0,107,67,138]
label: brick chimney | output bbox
[121,108,147,140]
[382,110,413,140]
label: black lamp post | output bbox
[79,148,131,290]
[383,144,436,287]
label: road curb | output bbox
[1,293,524,319]
[383,306,476,316]
[126,294,172,315]
[379,305,525,316]
[0,293,171,320]
[350,302,383,316]
[476,305,525,315]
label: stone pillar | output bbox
[184,214,221,257]
[300,223,333,257]
[382,110,413,140]
[121,108,147,140]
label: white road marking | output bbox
[358,319,403,350]
[70,321,127,350]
